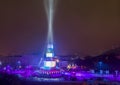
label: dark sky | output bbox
[0,0,120,56]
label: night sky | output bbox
[0,0,120,56]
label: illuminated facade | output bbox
[43,44,56,68]
[46,44,54,57]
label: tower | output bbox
[41,0,58,70]
[43,44,56,69]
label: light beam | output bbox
[44,0,57,45]
[41,0,57,68]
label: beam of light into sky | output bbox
[39,0,57,66]
[44,0,57,46]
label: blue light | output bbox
[44,61,56,68]
[46,52,53,57]
[46,44,54,57]
[47,44,53,49]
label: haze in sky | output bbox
[0,0,120,56]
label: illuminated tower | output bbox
[39,0,58,70]
[46,44,54,58]
[43,44,56,69]
[42,0,57,69]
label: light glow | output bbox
[46,52,53,57]
[44,61,56,67]
[47,44,53,49]
[44,0,57,45]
